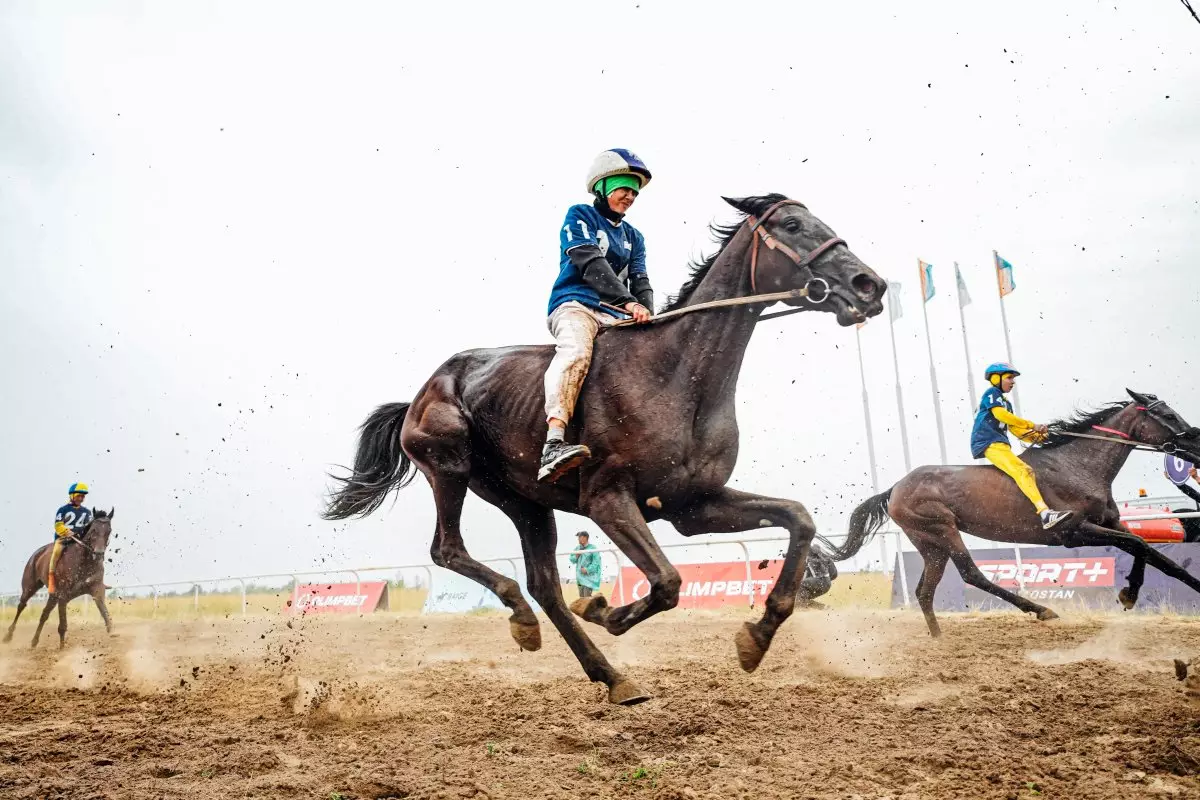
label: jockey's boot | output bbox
[1040,509,1073,530]
[538,440,591,483]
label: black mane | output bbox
[1039,403,1126,449]
[660,193,790,313]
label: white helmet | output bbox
[584,148,652,195]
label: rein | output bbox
[605,199,844,329]
[1050,404,1190,456]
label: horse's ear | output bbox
[1126,388,1149,405]
[108,507,115,520]
[722,196,755,215]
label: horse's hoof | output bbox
[2,634,11,645]
[569,594,609,624]
[1118,588,1137,610]
[734,622,768,673]
[508,618,541,652]
[1036,609,1060,622]
[608,678,650,706]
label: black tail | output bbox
[823,488,893,561]
[323,402,417,520]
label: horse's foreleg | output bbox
[91,588,115,634]
[666,487,816,672]
[504,498,646,705]
[1076,522,1200,599]
[574,487,680,637]
[31,596,58,649]
[1120,556,1147,609]
[56,596,69,648]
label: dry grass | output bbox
[0,572,895,626]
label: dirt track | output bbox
[1,606,1199,799]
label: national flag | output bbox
[954,263,972,308]
[887,281,903,322]
[994,252,1016,297]
[918,259,935,302]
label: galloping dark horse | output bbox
[325,194,885,703]
[826,392,1200,637]
[4,510,116,649]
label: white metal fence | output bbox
[3,494,1196,617]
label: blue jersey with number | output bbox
[547,204,647,316]
[54,504,93,538]
[970,386,1013,458]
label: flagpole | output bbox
[887,309,912,474]
[994,250,1022,417]
[954,262,975,408]
[855,325,880,494]
[919,261,949,465]
[885,286,911,606]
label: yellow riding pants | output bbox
[984,442,1048,513]
[48,538,66,593]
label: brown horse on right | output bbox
[826,391,1200,637]
[4,510,116,649]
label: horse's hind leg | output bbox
[31,595,59,649]
[910,538,950,638]
[942,531,1058,622]
[404,401,541,650]
[496,493,647,705]
[3,589,36,644]
[664,487,816,672]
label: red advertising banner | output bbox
[286,582,390,615]
[975,557,1116,589]
[619,560,783,609]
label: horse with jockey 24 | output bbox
[824,391,1200,638]
[4,510,117,649]
[325,194,886,704]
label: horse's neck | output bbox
[1042,406,1140,484]
[655,228,761,401]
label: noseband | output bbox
[747,199,846,299]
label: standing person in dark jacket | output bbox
[1169,466,1200,542]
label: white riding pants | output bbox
[543,301,616,423]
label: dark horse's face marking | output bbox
[725,196,886,326]
[1127,390,1200,463]
[83,509,114,559]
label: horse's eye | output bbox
[784,219,801,234]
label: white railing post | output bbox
[237,579,247,616]
[736,541,753,608]
[152,586,159,618]
[291,576,300,611]
[893,530,911,608]
[193,585,200,613]
[1013,545,1026,594]
[351,571,361,605]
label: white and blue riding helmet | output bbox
[585,149,652,197]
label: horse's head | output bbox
[1126,390,1200,464]
[724,195,886,326]
[83,508,114,560]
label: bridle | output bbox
[69,520,106,559]
[748,199,846,299]
[605,198,850,328]
[1054,399,1200,460]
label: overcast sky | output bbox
[2,1,1198,590]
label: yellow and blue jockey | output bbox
[970,364,1073,530]
[49,482,92,594]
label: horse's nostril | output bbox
[852,275,878,298]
